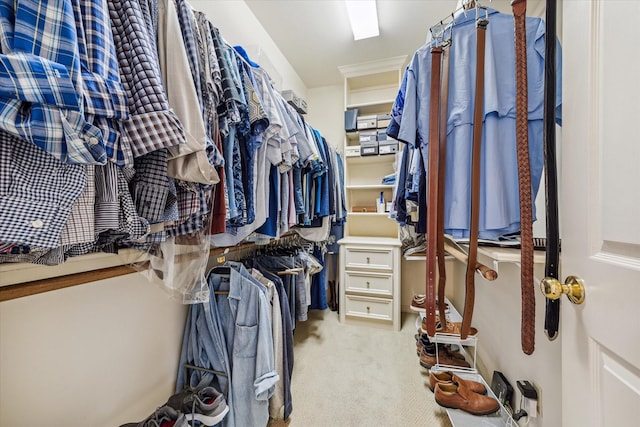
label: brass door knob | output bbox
[540,275,586,304]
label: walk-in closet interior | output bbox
[2,1,639,426]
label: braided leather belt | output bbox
[512,0,536,355]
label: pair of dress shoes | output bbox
[430,371,500,416]
[418,343,471,370]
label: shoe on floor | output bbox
[119,406,183,427]
[428,370,487,394]
[434,381,500,416]
[164,386,229,426]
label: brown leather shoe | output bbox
[428,371,487,394]
[434,381,500,415]
[419,347,471,369]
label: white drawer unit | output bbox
[339,237,401,331]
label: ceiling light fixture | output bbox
[345,0,379,41]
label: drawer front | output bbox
[344,295,393,321]
[344,246,394,270]
[345,271,393,296]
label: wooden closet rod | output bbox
[0,233,302,302]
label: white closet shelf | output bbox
[345,154,395,164]
[346,99,395,109]
[347,212,392,217]
[345,184,395,190]
[477,246,546,264]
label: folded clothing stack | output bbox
[381,173,396,185]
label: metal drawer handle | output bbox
[366,281,370,288]
[366,257,370,264]
[366,306,370,312]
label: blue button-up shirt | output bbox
[396,8,562,239]
[0,0,107,164]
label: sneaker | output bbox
[119,406,183,427]
[165,387,229,426]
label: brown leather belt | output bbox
[460,16,488,340]
[425,46,443,337]
[436,45,451,327]
[512,0,536,355]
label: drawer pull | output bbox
[366,306,370,312]
[366,281,370,288]
[366,257,370,264]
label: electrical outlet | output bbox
[517,380,538,418]
[524,395,538,417]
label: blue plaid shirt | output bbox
[0,0,107,164]
[71,0,131,166]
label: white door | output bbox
[561,1,640,426]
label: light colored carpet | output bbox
[268,309,453,427]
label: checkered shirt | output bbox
[71,0,131,166]
[195,12,224,167]
[108,0,187,158]
[131,148,171,224]
[0,0,107,164]
[58,164,95,246]
[0,130,86,248]
[175,0,201,103]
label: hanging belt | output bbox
[437,44,451,326]
[543,0,560,341]
[512,0,536,355]
[460,16,488,340]
[425,46,443,337]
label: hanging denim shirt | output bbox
[207,264,278,427]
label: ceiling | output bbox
[241,1,473,89]
[244,0,462,88]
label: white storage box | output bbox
[357,115,377,130]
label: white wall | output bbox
[190,0,307,99]
[0,274,188,427]
[306,84,344,150]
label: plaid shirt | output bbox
[108,0,187,158]
[0,130,86,248]
[195,11,224,167]
[71,0,131,166]
[0,0,106,164]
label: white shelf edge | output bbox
[345,184,395,190]
[346,99,395,109]
[344,154,395,163]
[347,212,391,217]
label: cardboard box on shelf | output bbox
[360,140,379,156]
[357,114,377,130]
[379,139,398,155]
